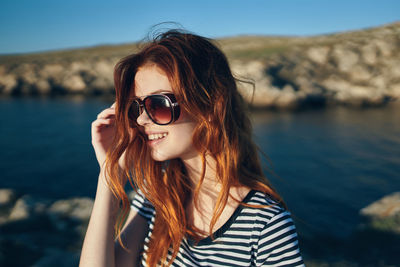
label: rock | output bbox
[0,189,16,207]
[347,65,372,82]
[0,189,17,224]
[332,46,359,72]
[360,192,400,233]
[275,84,298,109]
[47,197,93,231]
[94,60,114,77]
[387,58,400,79]
[61,74,86,93]
[232,60,275,106]
[8,195,48,221]
[35,79,51,94]
[374,39,395,57]
[0,74,17,94]
[307,46,330,65]
[90,76,113,92]
[361,43,378,65]
[390,83,400,98]
[48,197,93,221]
[8,196,35,221]
[361,192,400,218]
[39,64,64,78]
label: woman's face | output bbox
[134,64,198,162]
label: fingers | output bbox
[97,106,116,120]
[91,117,115,130]
[92,117,115,126]
[92,103,117,134]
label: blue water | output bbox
[1,96,399,239]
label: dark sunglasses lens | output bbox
[145,96,172,124]
[128,100,141,122]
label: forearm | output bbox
[79,169,119,267]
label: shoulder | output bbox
[245,191,304,266]
[244,190,290,223]
[244,191,298,248]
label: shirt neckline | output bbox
[187,189,256,246]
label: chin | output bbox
[150,149,172,162]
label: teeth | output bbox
[148,133,167,141]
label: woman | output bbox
[80,30,304,267]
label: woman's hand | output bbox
[91,103,117,169]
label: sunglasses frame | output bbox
[130,93,180,125]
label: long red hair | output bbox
[105,30,284,266]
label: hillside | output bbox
[0,22,399,108]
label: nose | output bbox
[136,109,152,126]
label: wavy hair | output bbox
[105,29,284,266]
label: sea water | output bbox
[0,96,399,239]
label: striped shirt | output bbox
[131,190,304,266]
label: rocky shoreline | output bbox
[0,22,399,109]
[0,188,399,266]
[0,188,92,266]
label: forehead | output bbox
[134,64,173,97]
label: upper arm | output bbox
[114,209,149,267]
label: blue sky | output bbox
[0,0,399,54]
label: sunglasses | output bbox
[128,93,181,125]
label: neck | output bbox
[182,153,219,191]
[180,153,251,235]
[181,153,221,234]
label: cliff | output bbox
[0,22,399,109]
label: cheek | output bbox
[167,122,197,155]
[173,109,197,138]
[175,107,197,124]
[170,123,196,146]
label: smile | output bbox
[148,133,168,141]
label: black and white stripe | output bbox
[131,190,304,266]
